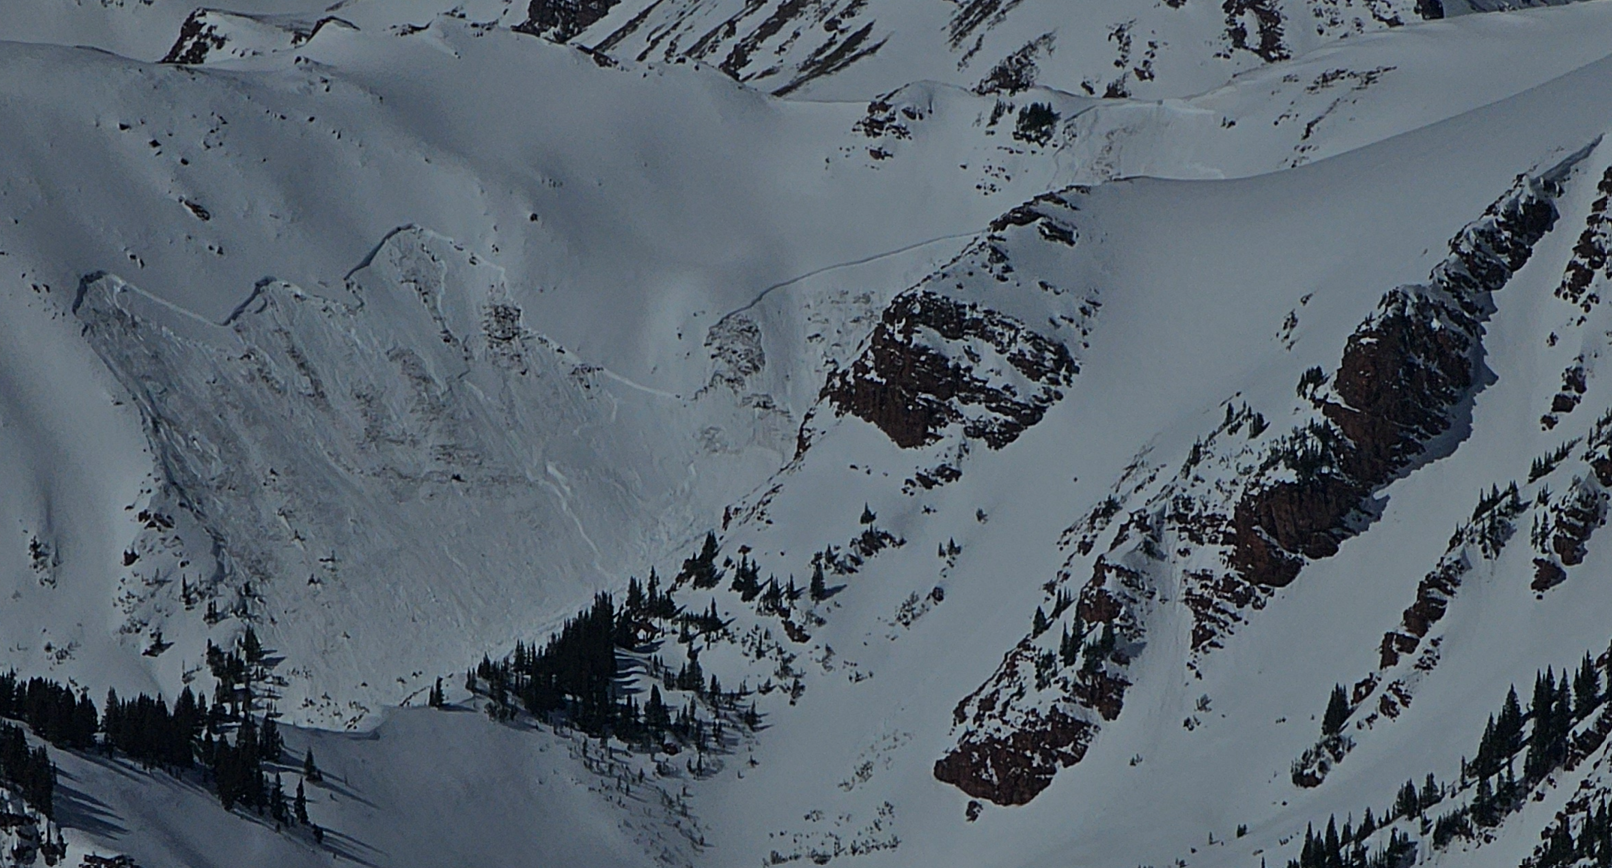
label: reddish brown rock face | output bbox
[1229,175,1561,592]
[933,708,1094,806]
[822,193,1086,457]
[1559,166,1612,311]
[824,290,1077,450]
[936,168,1576,808]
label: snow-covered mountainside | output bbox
[5,0,1612,865]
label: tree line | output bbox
[0,626,326,839]
[468,532,791,754]
[1291,644,1611,862]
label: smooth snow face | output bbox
[56,705,693,868]
[6,2,1612,868]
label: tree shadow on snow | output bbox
[317,827,385,867]
[53,766,129,839]
[302,770,380,811]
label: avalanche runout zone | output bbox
[933,148,1592,807]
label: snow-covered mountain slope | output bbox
[52,703,700,868]
[664,49,1612,868]
[7,1,1612,867]
[12,0,1596,731]
[505,0,1609,101]
[0,13,1094,727]
[513,0,1435,100]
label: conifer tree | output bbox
[1527,670,1557,782]
[1474,775,1496,827]
[1475,714,1500,780]
[761,578,783,614]
[809,563,828,602]
[261,715,282,763]
[1556,675,1575,743]
[1576,653,1601,719]
[645,685,670,732]
[270,774,286,824]
[625,577,644,622]
[1323,816,1340,868]
[1420,773,1440,810]
[102,688,120,758]
[730,556,762,601]
[303,748,322,783]
[1059,625,1079,667]
[1322,684,1350,736]
[242,626,263,667]
[682,533,722,589]
[294,779,308,825]
[1394,779,1419,820]
[1498,685,1525,757]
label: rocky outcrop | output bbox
[1299,413,1612,784]
[1559,165,1612,312]
[947,0,1027,51]
[936,156,1587,807]
[1232,168,1565,590]
[974,33,1054,95]
[823,291,1075,449]
[823,191,1089,455]
[160,9,354,65]
[1222,0,1289,63]
[1548,477,1607,567]
[587,0,887,96]
[935,534,1150,804]
[515,0,621,43]
[933,702,1093,805]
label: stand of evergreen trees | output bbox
[101,674,297,822]
[680,533,723,590]
[208,714,283,813]
[1531,799,1612,868]
[0,671,98,751]
[491,591,623,732]
[1433,653,1608,844]
[102,687,202,771]
[1287,817,1415,868]
[1284,646,1611,864]
[471,579,750,750]
[0,722,55,819]
[0,626,331,844]
[469,534,781,756]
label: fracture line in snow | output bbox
[721,230,982,319]
[73,271,223,330]
[598,368,681,400]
